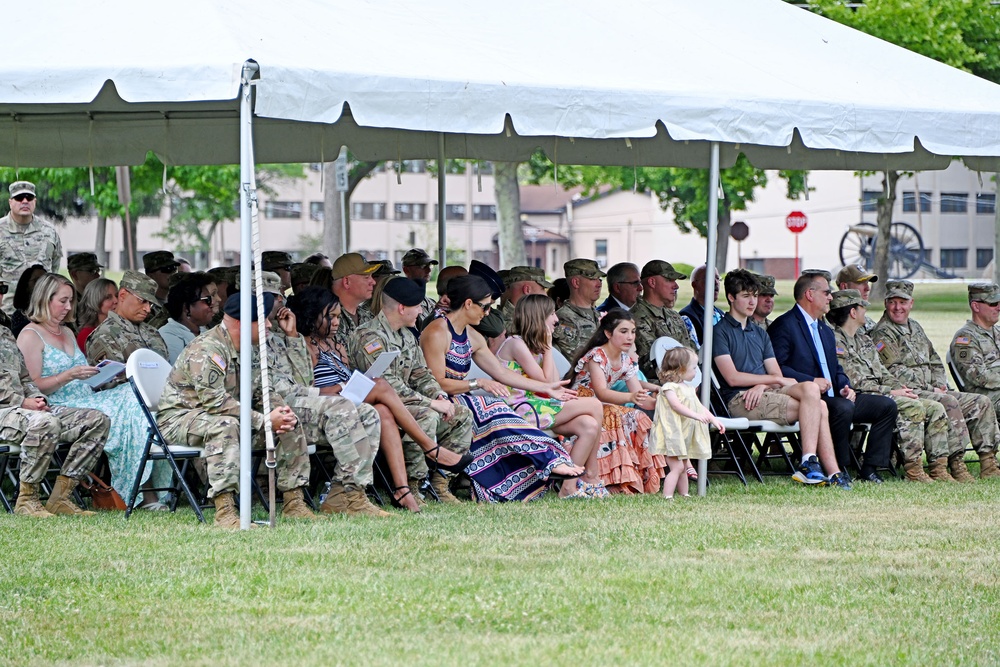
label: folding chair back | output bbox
[126,348,174,410]
[946,349,966,392]
[552,348,571,379]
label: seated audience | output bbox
[750,275,777,330]
[159,272,221,364]
[10,264,46,338]
[632,259,695,380]
[598,262,642,314]
[75,278,118,352]
[552,259,605,361]
[67,252,103,301]
[547,278,569,311]
[680,264,724,347]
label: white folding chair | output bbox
[126,348,207,522]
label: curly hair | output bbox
[286,286,339,338]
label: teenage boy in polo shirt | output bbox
[712,269,847,487]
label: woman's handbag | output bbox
[79,473,127,511]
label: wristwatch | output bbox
[468,379,479,392]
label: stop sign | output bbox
[786,211,808,233]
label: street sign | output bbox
[786,211,808,233]
[334,146,349,192]
[730,221,749,241]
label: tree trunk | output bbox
[121,213,138,271]
[870,170,899,302]
[714,205,732,273]
[494,161,526,269]
[322,163,346,258]
[94,215,108,267]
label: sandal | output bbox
[686,466,698,481]
[560,480,590,499]
[391,486,421,513]
[424,446,475,474]
[582,481,610,498]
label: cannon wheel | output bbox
[839,221,924,279]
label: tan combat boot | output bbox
[213,491,240,529]
[429,472,461,505]
[14,482,55,518]
[45,475,96,516]
[281,487,322,520]
[902,460,934,483]
[320,481,349,514]
[344,485,392,517]
[947,453,977,483]
[407,477,427,507]
[926,457,958,483]
[978,451,1000,479]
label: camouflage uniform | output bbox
[86,310,169,388]
[872,314,999,455]
[0,326,108,483]
[349,310,472,479]
[552,302,600,362]
[499,300,515,334]
[267,328,380,487]
[334,305,372,352]
[145,304,170,331]
[0,213,62,316]
[951,320,1000,415]
[631,296,696,379]
[834,326,951,462]
[157,325,310,497]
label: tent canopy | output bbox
[2,0,999,171]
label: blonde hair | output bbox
[27,273,76,326]
[658,346,697,384]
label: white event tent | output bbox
[3,0,1000,522]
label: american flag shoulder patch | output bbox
[954,336,970,345]
[210,353,226,371]
[364,340,383,354]
[875,341,885,352]
[835,346,845,355]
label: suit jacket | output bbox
[768,305,850,392]
[679,298,724,346]
[596,295,630,314]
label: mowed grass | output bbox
[3,280,997,666]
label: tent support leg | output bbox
[698,142,720,497]
[437,133,446,264]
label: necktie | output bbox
[811,320,834,396]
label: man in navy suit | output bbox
[597,262,642,314]
[769,270,897,485]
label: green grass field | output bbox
[5,280,995,666]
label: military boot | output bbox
[320,481,349,514]
[978,451,1000,479]
[13,482,55,518]
[947,453,977,483]
[45,475,96,516]
[926,457,958,483]
[902,460,934,483]
[281,487,322,520]
[429,472,461,505]
[407,477,427,507]
[213,491,240,529]
[343,485,392,517]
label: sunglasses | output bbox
[12,193,35,202]
[156,265,178,274]
[0,283,7,295]
[475,300,493,312]
[195,295,215,306]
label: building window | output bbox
[940,192,968,214]
[434,204,466,221]
[265,201,302,219]
[977,193,996,215]
[394,203,427,221]
[977,248,994,269]
[595,239,608,269]
[901,191,932,213]
[861,190,880,213]
[940,248,968,269]
[472,205,497,220]
[309,202,324,222]
[352,202,386,220]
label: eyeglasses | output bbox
[810,287,833,296]
[12,194,35,202]
[616,280,642,287]
[125,289,152,306]
[475,300,493,312]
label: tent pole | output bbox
[238,61,259,530]
[437,133,446,264]
[698,142,720,497]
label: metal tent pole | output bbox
[697,142,720,497]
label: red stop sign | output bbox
[786,211,808,233]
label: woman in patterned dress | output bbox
[420,275,587,501]
[567,308,666,494]
[496,293,608,497]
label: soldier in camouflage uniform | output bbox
[499,266,551,332]
[0,324,109,516]
[552,258,605,362]
[0,181,62,317]
[85,271,169,389]
[157,293,319,528]
[67,252,103,302]
[632,259,695,380]
[331,253,378,349]
[829,290,961,482]
[289,262,319,295]
[750,274,777,331]
[349,278,473,504]
[872,280,1000,479]
[836,264,879,335]
[401,248,440,321]
[262,251,294,292]
[141,251,180,330]
[262,272,390,517]
[951,283,1000,423]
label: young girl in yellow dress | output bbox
[650,347,723,499]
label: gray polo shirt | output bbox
[713,312,774,402]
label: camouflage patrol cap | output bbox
[120,270,160,304]
[837,264,878,285]
[968,282,1000,305]
[401,248,438,267]
[289,262,319,286]
[167,271,189,289]
[143,250,179,273]
[564,258,606,280]
[9,181,35,198]
[830,289,869,311]
[757,275,778,297]
[496,269,511,286]
[640,260,687,281]
[259,271,285,295]
[372,259,402,277]
[67,252,102,272]
[207,266,238,285]
[262,251,293,272]
[884,280,914,301]
[507,265,553,289]
[800,268,833,283]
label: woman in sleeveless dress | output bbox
[18,273,171,507]
[421,275,587,501]
[567,308,666,494]
[496,293,609,497]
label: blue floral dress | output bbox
[37,332,170,503]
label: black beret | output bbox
[224,292,274,321]
[468,260,505,299]
[381,277,425,307]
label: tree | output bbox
[494,161,527,268]
[321,156,379,258]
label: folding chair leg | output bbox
[0,450,11,513]
[712,432,747,486]
[162,454,206,523]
